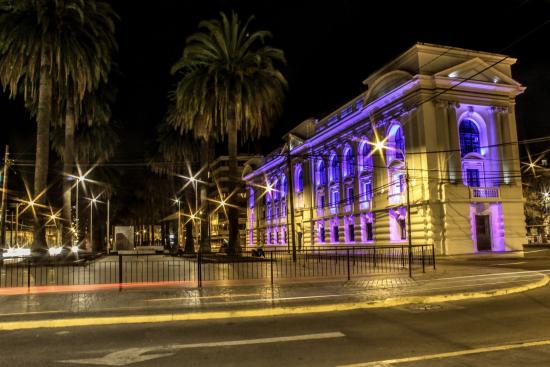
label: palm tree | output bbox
[0,0,118,251]
[169,12,287,254]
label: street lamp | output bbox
[48,211,61,247]
[86,193,102,251]
[178,173,206,245]
[173,197,181,247]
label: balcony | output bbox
[469,187,500,202]
[388,192,405,205]
[359,199,371,211]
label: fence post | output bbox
[422,246,425,273]
[346,248,350,281]
[27,261,31,288]
[432,244,436,270]
[197,252,202,288]
[270,251,274,286]
[401,245,405,268]
[373,247,377,268]
[118,255,123,283]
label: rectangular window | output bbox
[333,225,339,242]
[399,219,407,240]
[348,224,355,242]
[366,222,374,241]
[466,169,480,187]
[319,225,325,243]
[332,191,339,208]
[364,182,372,200]
[347,187,354,205]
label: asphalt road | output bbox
[441,247,550,271]
[2,279,550,366]
[2,248,550,367]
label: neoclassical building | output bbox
[243,43,526,255]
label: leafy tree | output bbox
[0,0,117,251]
[169,12,287,254]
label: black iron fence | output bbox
[0,245,435,288]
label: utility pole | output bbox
[286,148,297,261]
[106,199,110,254]
[405,161,413,278]
[1,145,10,248]
[15,203,20,246]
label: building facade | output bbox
[243,43,526,255]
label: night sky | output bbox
[1,0,549,218]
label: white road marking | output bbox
[427,269,550,282]
[60,331,345,366]
[524,249,549,253]
[147,293,261,302]
[492,262,527,266]
[338,338,550,366]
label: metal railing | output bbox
[0,245,435,288]
[470,187,500,200]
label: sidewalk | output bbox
[0,261,547,330]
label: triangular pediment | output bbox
[435,57,521,87]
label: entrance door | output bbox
[475,215,492,251]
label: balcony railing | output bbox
[359,199,371,211]
[469,187,500,201]
[388,192,405,205]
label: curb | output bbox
[0,274,547,331]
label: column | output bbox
[446,102,461,184]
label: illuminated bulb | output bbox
[71,245,79,254]
[48,247,62,256]
[374,141,385,151]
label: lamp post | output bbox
[86,194,102,251]
[174,197,181,247]
[404,160,413,278]
[178,173,207,247]
[89,198,95,249]
[106,198,110,254]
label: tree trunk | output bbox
[32,66,52,253]
[227,121,241,255]
[62,99,76,248]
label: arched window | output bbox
[361,142,373,171]
[317,160,326,186]
[273,178,281,200]
[329,154,340,182]
[459,119,481,157]
[295,165,304,193]
[343,146,355,177]
[281,175,287,197]
[248,188,254,208]
[394,126,405,160]
[387,125,405,162]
